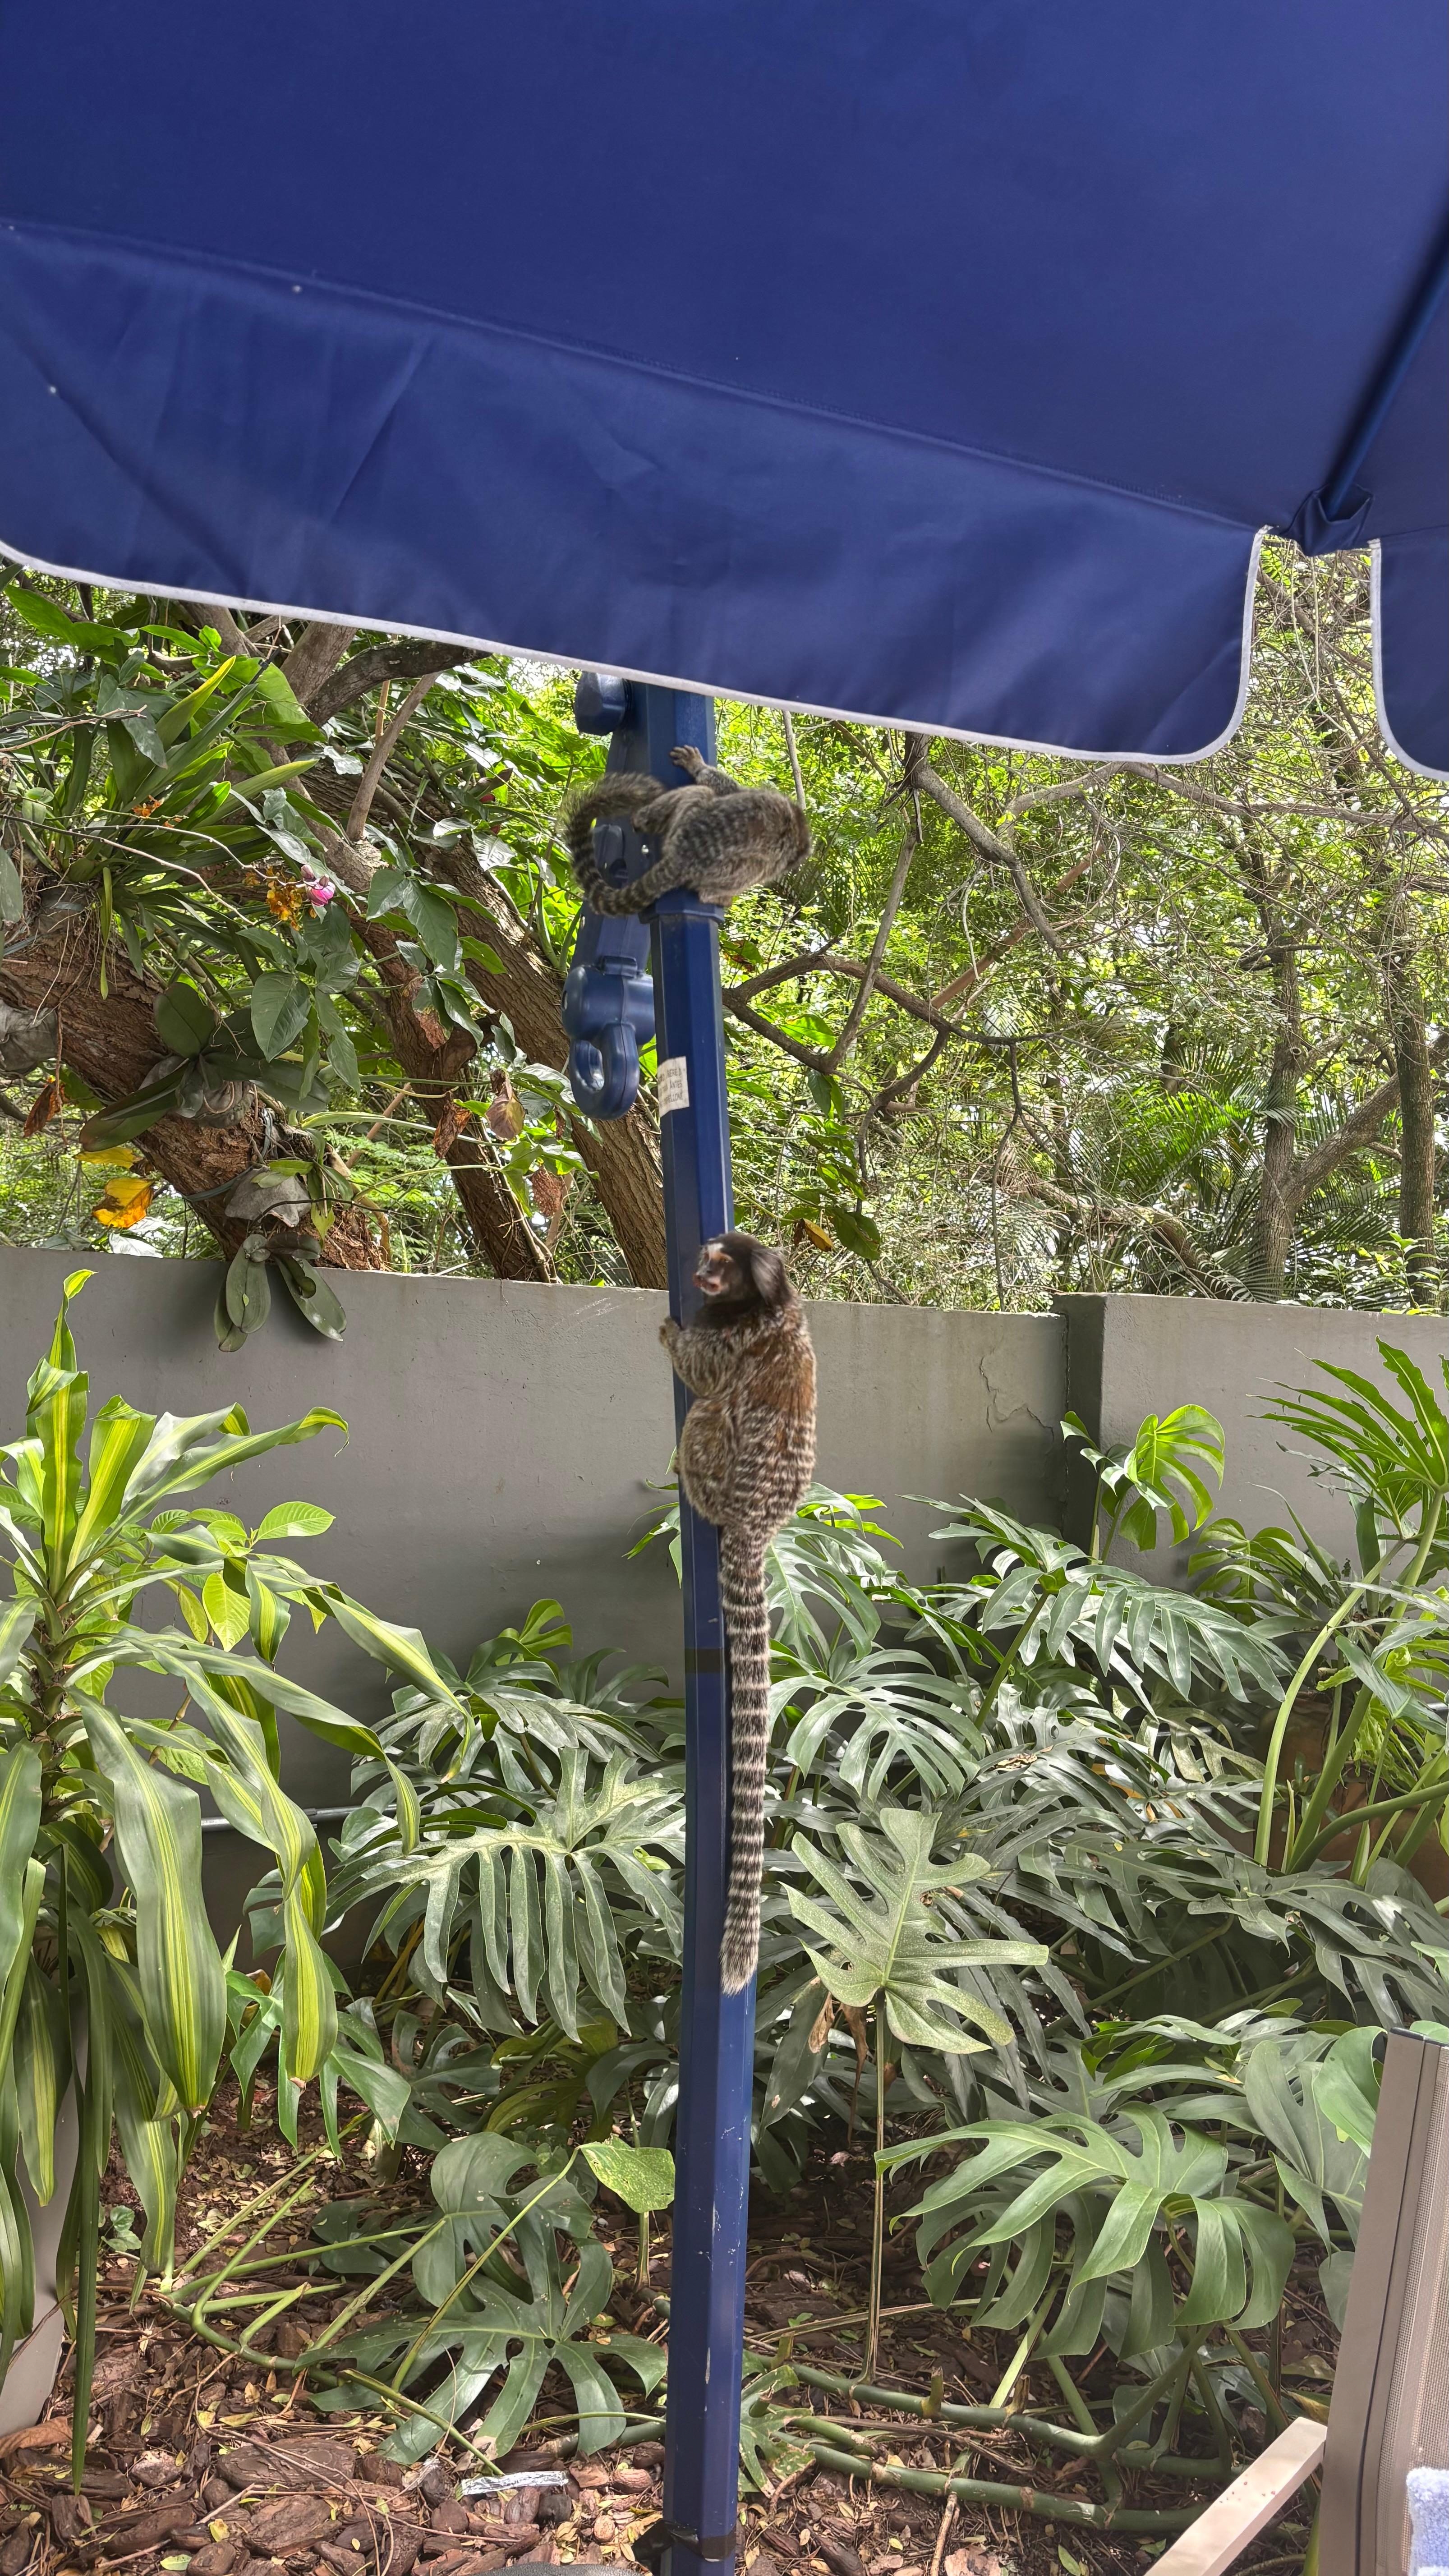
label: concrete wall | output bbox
[0,1249,1063,1820]
[1,1246,1440,1854]
[1060,1293,1447,1580]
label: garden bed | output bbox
[4,2086,1332,2576]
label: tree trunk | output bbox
[1240,844,1306,1301]
[1380,887,1440,1305]
[1247,1029,1302,1297]
[370,973,553,1283]
[0,909,383,1266]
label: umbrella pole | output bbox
[566,678,754,2576]
[651,880,755,2576]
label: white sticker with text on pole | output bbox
[657,1056,690,1114]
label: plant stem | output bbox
[804,2442,1200,2534]
[1285,1684,1374,1864]
[1292,1780,1445,1871]
[1190,2352,1233,2479]
[388,2153,580,2392]
[1255,1579,1382,1866]
[1086,1922,1224,2013]
[867,2010,886,2378]
[1224,2327,1292,2434]
[987,2318,1037,2409]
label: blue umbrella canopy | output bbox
[0,1,1444,772]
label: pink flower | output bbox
[306,877,336,912]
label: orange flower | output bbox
[265,880,305,926]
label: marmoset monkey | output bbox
[661,1233,817,1991]
[569,745,808,915]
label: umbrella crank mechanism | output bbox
[563,671,657,1118]
[563,672,755,2576]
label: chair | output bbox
[1154,2029,1448,2576]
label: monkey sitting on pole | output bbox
[569,745,808,915]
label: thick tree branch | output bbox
[280,621,360,712]
[725,948,1021,1053]
[870,1024,952,1116]
[347,676,437,841]
[308,638,477,727]
[198,607,284,663]
[0,906,384,1268]
[1290,1071,1406,1203]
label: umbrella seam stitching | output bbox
[0,212,1261,536]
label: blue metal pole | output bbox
[566,679,753,2576]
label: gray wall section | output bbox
[2,1247,1440,1900]
[0,1250,1063,1820]
[1060,1293,1447,1579]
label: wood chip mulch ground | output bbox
[0,2093,1331,2576]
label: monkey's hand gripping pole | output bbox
[567,676,754,2576]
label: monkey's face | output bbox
[695,1237,745,1302]
[693,1232,792,1318]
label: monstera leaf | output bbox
[341,1749,683,2041]
[323,2132,659,2462]
[787,1807,1045,2054]
[905,2105,1294,2350]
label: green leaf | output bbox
[321,1592,465,1711]
[78,1067,189,1150]
[155,979,218,1058]
[118,1402,346,1518]
[69,1396,157,1574]
[0,846,22,925]
[276,1259,347,1340]
[9,588,127,661]
[251,971,312,1059]
[27,1333,90,1583]
[789,1808,1042,2055]
[14,1961,68,2206]
[0,1600,37,1692]
[256,1503,335,1541]
[111,1631,382,1759]
[202,1570,252,1650]
[827,1205,882,1263]
[0,1750,42,1996]
[1311,2028,1380,2159]
[325,1025,360,1091]
[153,655,239,749]
[580,2140,675,2213]
[253,664,318,736]
[83,1707,226,2112]
[223,1250,271,1341]
[187,1687,336,2081]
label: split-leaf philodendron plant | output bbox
[0,1271,465,2477]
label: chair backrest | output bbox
[1320,2029,1449,2576]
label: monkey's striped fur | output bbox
[569,744,808,916]
[661,1235,816,1992]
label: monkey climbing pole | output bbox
[1,9,1447,2569]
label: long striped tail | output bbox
[719,1536,771,1994]
[568,775,684,916]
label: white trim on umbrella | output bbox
[1369,538,1448,781]
[1,527,1266,769]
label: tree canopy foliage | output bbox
[1,550,1443,1328]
